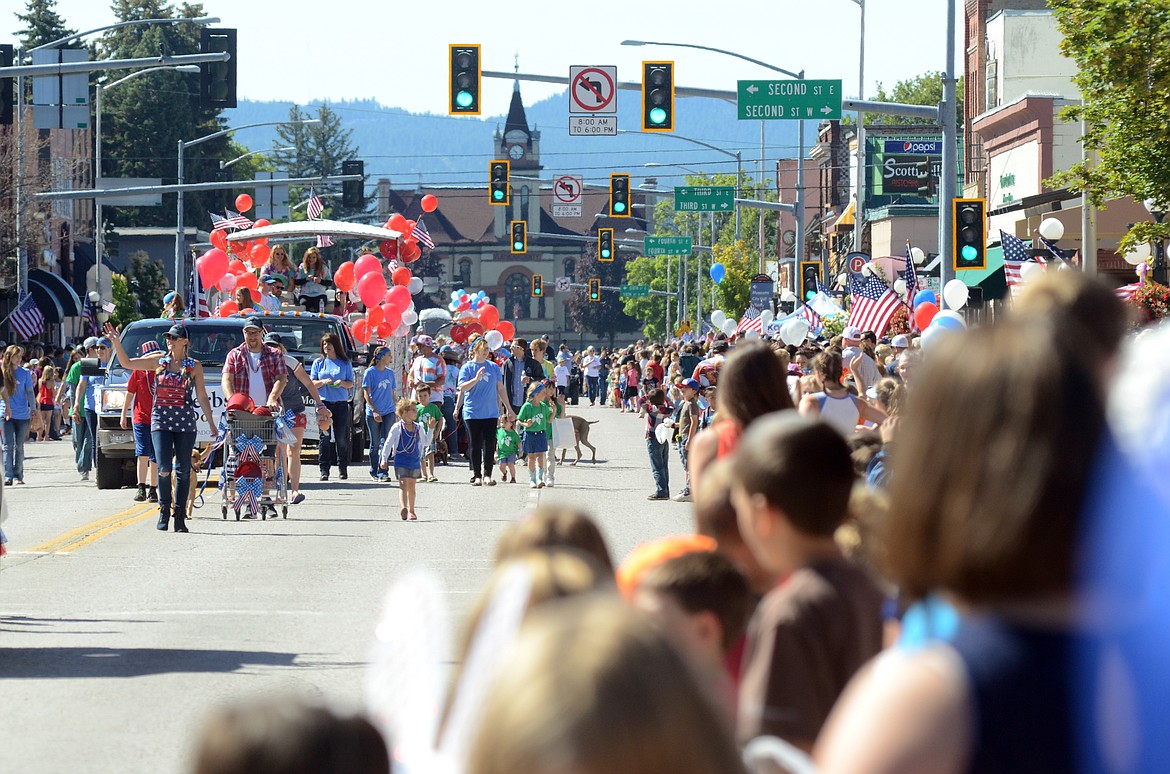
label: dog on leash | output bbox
[434,437,450,466]
[186,445,214,520]
[557,415,599,465]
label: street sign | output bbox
[674,186,735,212]
[644,236,693,256]
[553,204,583,217]
[737,79,842,121]
[749,273,774,310]
[569,115,617,136]
[554,276,571,293]
[847,253,868,274]
[620,284,650,298]
[569,66,617,114]
[552,174,584,216]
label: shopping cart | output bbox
[220,409,288,520]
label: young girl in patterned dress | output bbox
[380,398,433,522]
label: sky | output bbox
[36,0,961,118]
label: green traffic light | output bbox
[613,202,626,213]
[961,245,978,261]
[514,241,524,250]
[493,189,504,201]
[456,90,474,108]
[649,107,667,125]
[601,249,611,259]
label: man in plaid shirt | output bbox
[222,317,287,410]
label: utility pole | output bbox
[938,0,958,302]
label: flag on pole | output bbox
[224,209,254,230]
[904,242,919,312]
[209,212,232,232]
[82,294,99,335]
[187,263,210,318]
[799,303,822,328]
[306,189,324,221]
[1000,230,1030,297]
[414,216,435,250]
[1114,282,1142,303]
[847,274,902,336]
[8,293,45,340]
[1039,235,1066,264]
[736,306,763,333]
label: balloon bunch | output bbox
[206,193,272,270]
[443,287,514,350]
[911,286,968,351]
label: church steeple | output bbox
[495,62,541,173]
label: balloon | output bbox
[943,278,970,310]
[234,193,253,212]
[485,330,504,350]
[376,322,392,338]
[464,321,484,337]
[379,239,398,260]
[404,220,417,236]
[496,321,515,341]
[1019,261,1045,283]
[217,273,237,292]
[710,310,727,329]
[710,263,726,284]
[479,303,500,329]
[913,289,937,309]
[759,309,774,328]
[367,306,384,327]
[355,253,382,278]
[407,277,424,295]
[933,315,966,332]
[780,318,810,346]
[392,266,413,287]
[253,218,271,229]
[334,261,356,292]
[920,323,954,352]
[386,285,411,309]
[236,272,259,292]
[401,309,419,326]
[421,194,439,213]
[401,242,422,263]
[395,322,410,338]
[913,301,939,330]
[230,239,250,256]
[217,300,238,317]
[228,259,248,276]
[934,309,966,327]
[744,329,760,340]
[251,243,271,264]
[210,230,227,251]
[450,324,468,344]
[357,271,388,308]
[387,213,408,232]
[721,319,738,337]
[197,248,229,288]
[352,319,371,344]
[381,304,402,331]
[1123,242,1152,265]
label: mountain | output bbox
[226,88,801,190]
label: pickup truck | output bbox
[93,313,367,490]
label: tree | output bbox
[110,272,139,327]
[619,254,671,340]
[564,243,641,347]
[127,250,166,318]
[710,241,757,317]
[859,71,964,127]
[1049,0,1170,252]
[273,104,365,220]
[15,0,75,49]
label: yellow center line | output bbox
[56,509,160,553]
[26,503,158,554]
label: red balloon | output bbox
[379,239,398,260]
[357,271,388,309]
[376,322,393,338]
[253,218,270,229]
[217,300,239,317]
[197,248,229,288]
[236,273,259,292]
[235,193,253,212]
[366,306,384,327]
[479,303,500,330]
[381,304,402,330]
[913,302,939,331]
[496,321,514,341]
[387,213,408,232]
[464,322,485,338]
[354,253,382,278]
[386,285,411,309]
[404,220,416,237]
[420,194,438,213]
[210,230,228,251]
[252,243,271,264]
[352,319,371,344]
[228,259,248,276]
[401,242,422,263]
[334,261,356,293]
[392,266,412,287]
[450,324,468,344]
[248,249,267,269]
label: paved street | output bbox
[0,402,691,773]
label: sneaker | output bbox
[647,493,669,501]
[133,485,147,502]
[370,472,380,481]
[544,480,555,488]
[471,478,482,487]
[148,487,158,503]
[672,492,692,502]
[320,472,329,481]
[429,476,439,483]
[376,473,388,483]
[484,478,496,486]
[537,481,545,489]
[3,479,10,487]
[339,472,348,481]
[80,471,89,481]
[529,481,538,489]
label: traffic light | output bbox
[342,159,364,209]
[589,278,601,302]
[511,220,527,254]
[199,28,237,109]
[953,198,987,270]
[531,274,543,298]
[489,160,510,206]
[449,44,481,115]
[598,228,614,262]
[609,173,630,218]
[0,45,12,126]
[799,261,822,302]
[641,61,674,132]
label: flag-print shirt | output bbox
[151,361,198,433]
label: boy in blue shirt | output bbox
[362,346,398,481]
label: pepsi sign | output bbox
[884,139,943,155]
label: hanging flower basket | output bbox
[1130,280,1170,321]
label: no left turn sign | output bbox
[554,175,583,204]
[569,66,617,114]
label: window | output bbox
[563,258,576,281]
[504,272,530,320]
[458,258,472,288]
[521,185,530,221]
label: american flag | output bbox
[1114,282,1142,302]
[847,274,902,336]
[414,216,435,250]
[316,235,334,248]
[8,293,44,340]
[736,306,763,333]
[82,294,99,335]
[224,209,254,230]
[209,211,232,232]
[1039,235,1065,264]
[306,189,324,221]
[187,264,210,318]
[904,242,919,312]
[799,303,822,328]
[1001,230,1030,297]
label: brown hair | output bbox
[1,345,22,398]
[812,350,843,385]
[873,377,905,416]
[693,457,739,542]
[467,596,746,774]
[732,412,855,537]
[495,506,614,571]
[320,332,347,360]
[299,246,321,273]
[638,551,754,652]
[715,341,794,428]
[1013,270,1129,374]
[883,319,1105,603]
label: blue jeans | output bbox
[646,437,669,497]
[3,418,30,481]
[677,439,690,493]
[74,409,96,473]
[152,429,197,513]
[441,396,458,453]
[586,375,600,404]
[319,400,351,474]
[366,413,390,477]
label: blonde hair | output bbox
[1,346,23,399]
[395,397,417,416]
[495,507,614,571]
[301,246,322,272]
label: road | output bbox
[0,402,692,773]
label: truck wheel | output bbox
[95,447,125,490]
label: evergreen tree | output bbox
[14,0,75,49]
[565,242,641,347]
[273,103,365,220]
[127,250,166,318]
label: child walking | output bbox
[36,366,55,442]
[639,387,674,501]
[415,385,443,483]
[496,415,521,483]
[380,398,433,521]
[543,383,565,487]
[516,381,551,488]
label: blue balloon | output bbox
[933,316,965,332]
[709,263,726,284]
[913,289,937,309]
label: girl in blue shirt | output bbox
[0,345,37,485]
[362,346,398,481]
[311,333,355,481]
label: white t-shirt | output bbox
[583,355,601,377]
[246,350,269,408]
[257,293,281,313]
[842,346,881,387]
[554,363,571,387]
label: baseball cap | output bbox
[139,340,161,356]
[163,291,176,305]
[83,336,99,349]
[677,377,701,392]
[260,273,275,284]
[890,334,910,348]
[262,332,284,346]
[242,316,264,332]
[164,324,187,339]
[711,339,729,353]
[842,325,862,340]
[439,345,460,360]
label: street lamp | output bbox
[220,147,295,170]
[1143,198,1168,285]
[94,65,200,299]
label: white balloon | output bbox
[934,309,967,328]
[1038,217,1065,241]
[485,330,504,350]
[1124,243,1152,266]
[919,323,953,352]
[710,310,727,329]
[789,317,810,343]
[407,277,424,295]
[759,309,774,328]
[744,329,760,340]
[836,273,848,287]
[654,423,672,444]
[722,319,738,337]
[910,246,926,265]
[401,309,419,326]
[779,289,798,303]
[1019,261,1045,283]
[943,278,970,310]
[394,322,409,337]
[893,278,907,296]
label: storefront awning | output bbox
[29,268,83,318]
[827,201,856,233]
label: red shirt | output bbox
[126,369,156,425]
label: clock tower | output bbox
[494,80,542,174]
